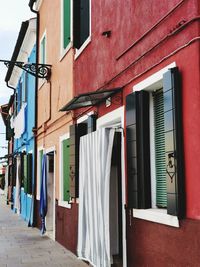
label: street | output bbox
[0,192,88,267]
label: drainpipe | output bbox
[6,82,16,92]
[29,0,39,227]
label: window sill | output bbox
[58,200,71,209]
[133,208,179,228]
[60,42,72,62]
[74,36,91,60]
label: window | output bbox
[18,80,23,111]
[126,65,185,227]
[23,153,33,195]
[22,73,27,104]
[73,0,91,52]
[37,148,43,200]
[40,33,46,64]
[61,0,71,56]
[14,93,18,117]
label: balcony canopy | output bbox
[60,87,122,111]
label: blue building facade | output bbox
[5,19,36,226]
[14,46,36,224]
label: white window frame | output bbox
[22,72,27,104]
[97,106,127,267]
[40,31,47,64]
[35,0,43,10]
[60,0,73,61]
[45,146,56,241]
[133,62,179,228]
[39,31,47,88]
[74,0,91,59]
[36,146,43,200]
[59,133,71,209]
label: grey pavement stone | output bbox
[0,194,88,267]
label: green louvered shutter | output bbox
[153,90,167,207]
[23,154,28,193]
[63,0,71,49]
[63,139,70,201]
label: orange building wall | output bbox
[37,0,73,199]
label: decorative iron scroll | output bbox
[1,59,51,80]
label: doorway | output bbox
[97,106,127,267]
[110,132,123,267]
[46,151,55,239]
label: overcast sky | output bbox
[0,0,33,160]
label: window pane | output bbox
[73,0,90,49]
[80,0,89,45]
[153,90,167,208]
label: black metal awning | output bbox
[60,87,122,111]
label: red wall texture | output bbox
[73,0,200,265]
[74,0,198,93]
[127,217,200,266]
[55,203,78,254]
[74,0,200,220]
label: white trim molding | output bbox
[132,62,179,228]
[97,106,127,267]
[45,146,56,241]
[134,62,176,92]
[36,146,43,200]
[59,133,71,209]
[9,18,36,88]
[38,30,47,88]
[133,209,179,228]
[40,30,47,64]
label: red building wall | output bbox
[74,0,200,220]
[74,0,200,265]
[55,203,78,254]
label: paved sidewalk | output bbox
[0,193,88,267]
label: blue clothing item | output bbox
[39,154,48,235]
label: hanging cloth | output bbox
[77,128,115,267]
[14,156,21,215]
[40,154,48,235]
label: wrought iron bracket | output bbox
[0,59,52,80]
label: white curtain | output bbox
[77,128,115,267]
[14,156,21,215]
[13,103,27,138]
